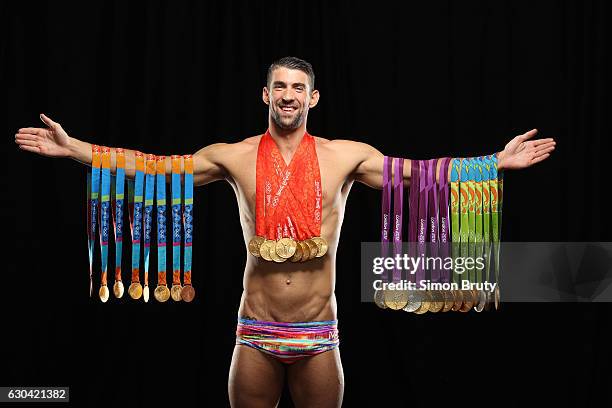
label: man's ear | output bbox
[309,89,320,108]
[262,87,270,105]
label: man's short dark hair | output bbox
[267,56,315,90]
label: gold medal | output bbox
[428,290,444,313]
[303,239,319,260]
[143,285,150,303]
[128,282,143,300]
[414,291,432,314]
[451,290,463,312]
[403,290,422,312]
[374,289,387,309]
[311,237,328,257]
[298,241,311,261]
[384,289,409,310]
[442,290,455,312]
[154,285,170,302]
[289,242,304,262]
[248,236,265,258]
[99,285,109,303]
[113,281,124,298]
[181,284,196,302]
[259,239,275,261]
[459,290,473,312]
[269,243,286,263]
[275,237,297,259]
[171,285,183,301]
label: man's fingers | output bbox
[15,134,40,142]
[530,153,550,165]
[40,113,56,128]
[18,145,41,153]
[16,139,40,148]
[532,138,555,147]
[519,128,538,141]
[18,127,41,135]
[533,142,556,153]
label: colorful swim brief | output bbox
[235,317,340,364]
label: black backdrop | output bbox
[2,1,611,407]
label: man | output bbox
[15,56,555,407]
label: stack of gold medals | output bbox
[374,155,503,313]
[87,146,196,303]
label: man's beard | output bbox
[270,104,306,130]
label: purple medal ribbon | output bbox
[392,158,404,284]
[408,160,420,284]
[427,159,440,283]
[438,158,452,283]
[416,160,428,287]
[380,156,392,285]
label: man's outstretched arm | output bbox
[351,129,556,189]
[15,113,228,186]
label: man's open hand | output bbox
[498,129,556,170]
[15,114,72,158]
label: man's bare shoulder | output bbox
[314,137,375,159]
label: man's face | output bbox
[263,67,319,130]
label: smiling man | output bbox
[15,56,556,408]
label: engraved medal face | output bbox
[384,289,409,310]
[275,238,297,259]
[128,282,143,300]
[442,290,455,312]
[403,290,422,313]
[311,237,328,257]
[428,290,444,313]
[99,285,109,303]
[459,290,473,312]
[248,236,265,258]
[304,239,319,259]
[298,241,311,261]
[290,243,304,262]
[170,285,183,302]
[451,290,463,312]
[269,244,286,263]
[259,240,275,261]
[113,281,124,298]
[374,289,387,309]
[474,290,487,312]
[181,285,195,302]
[414,291,432,314]
[154,285,170,302]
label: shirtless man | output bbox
[14,56,556,407]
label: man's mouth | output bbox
[279,105,297,113]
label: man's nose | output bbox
[281,89,295,102]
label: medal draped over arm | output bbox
[248,130,328,262]
[378,154,503,314]
[86,148,196,303]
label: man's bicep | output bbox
[353,143,385,190]
[192,143,229,186]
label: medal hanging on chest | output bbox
[248,130,328,262]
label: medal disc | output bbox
[441,290,455,312]
[269,244,286,263]
[154,285,170,302]
[128,282,143,300]
[248,236,265,258]
[311,237,328,257]
[403,290,422,312]
[113,281,124,298]
[414,291,432,314]
[143,285,150,303]
[459,290,473,312]
[290,242,304,262]
[171,285,183,301]
[259,240,275,261]
[384,289,409,310]
[494,285,500,310]
[99,285,109,303]
[298,241,311,261]
[451,290,463,312]
[181,285,196,302]
[428,290,444,313]
[304,239,319,260]
[474,290,487,312]
[275,237,297,259]
[374,289,387,309]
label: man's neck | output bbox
[267,121,308,155]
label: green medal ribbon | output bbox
[450,159,461,285]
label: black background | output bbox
[2,1,610,407]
